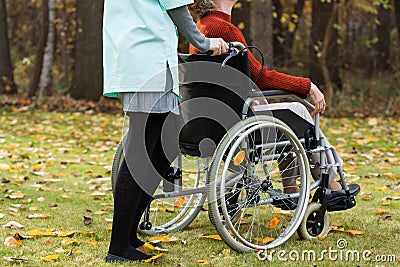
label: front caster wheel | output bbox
[297,202,330,240]
[139,221,152,231]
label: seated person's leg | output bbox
[279,155,300,194]
[268,102,343,191]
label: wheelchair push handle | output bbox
[205,41,246,56]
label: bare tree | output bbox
[39,0,56,97]
[251,0,273,65]
[395,0,400,41]
[70,0,104,100]
[0,0,17,94]
[309,0,341,90]
[28,0,49,98]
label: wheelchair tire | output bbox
[297,202,330,240]
[111,133,207,235]
[207,115,310,253]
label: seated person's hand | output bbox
[309,82,326,115]
[208,38,229,56]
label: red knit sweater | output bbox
[189,11,311,94]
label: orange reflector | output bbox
[233,150,245,166]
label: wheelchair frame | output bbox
[110,42,355,252]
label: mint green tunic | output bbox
[103,0,193,98]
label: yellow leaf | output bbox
[374,187,387,191]
[29,206,41,211]
[233,150,245,166]
[332,227,345,232]
[62,194,71,199]
[4,236,22,247]
[254,237,275,243]
[42,255,59,262]
[55,230,77,237]
[61,239,78,246]
[364,181,377,185]
[379,202,391,206]
[143,253,163,263]
[137,242,169,254]
[361,195,371,201]
[375,208,390,214]
[346,230,365,235]
[330,221,343,227]
[165,207,175,212]
[196,259,210,265]
[268,216,280,229]
[200,234,222,241]
[174,196,186,208]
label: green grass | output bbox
[0,110,399,266]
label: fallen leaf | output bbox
[83,216,93,225]
[346,230,365,235]
[148,236,179,243]
[200,234,222,241]
[143,253,163,263]
[26,213,51,219]
[378,215,392,220]
[42,255,59,262]
[268,216,280,228]
[3,256,30,263]
[3,221,25,229]
[4,236,22,247]
[375,208,390,215]
[374,187,388,191]
[329,221,343,227]
[196,259,209,265]
[174,196,186,208]
[25,229,57,237]
[61,239,78,247]
[253,237,275,243]
[0,163,10,171]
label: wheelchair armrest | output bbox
[263,89,307,99]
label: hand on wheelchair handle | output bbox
[310,82,326,115]
[208,38,229,56]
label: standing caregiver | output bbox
[102,0,228,263]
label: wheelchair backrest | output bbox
[178,51,253,157]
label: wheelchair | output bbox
[111,42,357,253]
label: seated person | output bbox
[189,0,359,198]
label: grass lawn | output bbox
[0,109,399,266]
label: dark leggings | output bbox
[108,112,180,258]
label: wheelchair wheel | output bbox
[297,202,330,240]
[207,115,310,252]
[111,135,207,235]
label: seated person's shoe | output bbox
[273,197,298,210]
[328,184,360,211]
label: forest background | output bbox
[0,0,399,117]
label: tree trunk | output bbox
[284,0,305,63]
[251,0,273,65]
[373,4,392,71]
[395,0,400,41]
[60,0,70,88]
[0,0,17,94]
[309,0,341,89]
[39,0,55,97]
[70,0,104,101]
[318,2,339,108]
[27,0,49,98]
[232,0,252,43]
[272,0,285,64]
